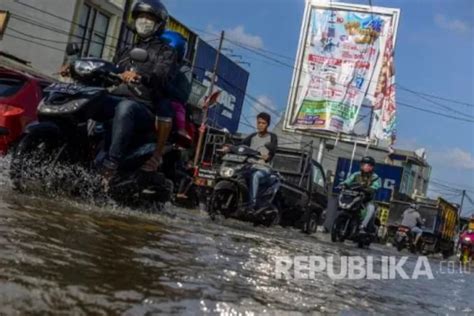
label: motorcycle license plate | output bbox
[45,82,83,94]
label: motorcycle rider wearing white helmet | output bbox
[401,203,424,247]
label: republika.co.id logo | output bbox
[275,255,437,280]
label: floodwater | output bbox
[0,156,473,315]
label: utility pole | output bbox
[193,30,225,166]
[316,138,326,163]
[460,189,466,216]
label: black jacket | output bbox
[239,132,278,162]
[113,37,178,113]
[166,63,193,104]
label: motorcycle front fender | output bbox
[214,179,239,193]
[24,121,61,139]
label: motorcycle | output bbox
[393,224,425,253]
[458,230,474,264]
[207,144,282,226]
[331,184,380,248]
[9,44,171,210]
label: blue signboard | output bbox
[333,158,404,202]
[193,40,249,133]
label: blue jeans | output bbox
[94,96,155,166]
[249,169,270,208]
[361,202,376,228]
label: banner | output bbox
[193,40,249,133]
[369,27,396,140]
[284,2,399,137]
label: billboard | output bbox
[284,1,400,139]
[193,39,249,133]
[333,157,403,202]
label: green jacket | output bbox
[342,171,382,191]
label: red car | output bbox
[0,66,53,155]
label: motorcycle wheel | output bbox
[302,210,319,235]
[442,249,452,259]
[208,188,237,220]
[10,134,62,192]
[331,215,348,242]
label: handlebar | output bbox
[107,72,143,96]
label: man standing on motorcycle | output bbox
[341,156,381,233]
[400,203,424,247]
[234,112,278,210]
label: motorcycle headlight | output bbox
[464,236,472,242]
[38,98,88,114]
[74,60,105,76]
[220,167,235,178]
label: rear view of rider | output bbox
[238,112,278,210]
[341,156,381,233]
[97,0,177,183]
[401,203,423,247]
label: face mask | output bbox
[135,17,157,37]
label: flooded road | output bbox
[0,158,473,315]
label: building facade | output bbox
[1,0,126,76]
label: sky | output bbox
[162,0,474,214]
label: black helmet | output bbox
[132,0,168,36]
[361,156,376,166]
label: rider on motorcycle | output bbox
[95,0,178,184]
[341,156,381,233]
[59,0,177,185]
[231,112,278,210]
[401,203,424,247]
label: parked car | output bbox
[0,66,53,154]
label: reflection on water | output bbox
[0,156,473,315]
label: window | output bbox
[0,77,25,97]
[312,164,325,188]
[74,4,110,58]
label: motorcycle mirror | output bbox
[0,127,9,136]
[130,48,148,63]
[206,90,221,108]
[66,43,80,56]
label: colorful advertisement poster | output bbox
[284,2,399,138]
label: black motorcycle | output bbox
[9,44,171,209]
[331,184,380,248]
[208,145,282,226]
